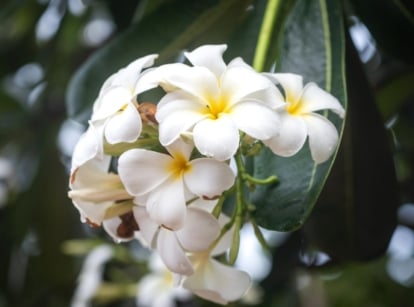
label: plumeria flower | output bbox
[68,157,133,226]
[263,73,345,163]
[133,206,220,276]
[137,253,192,307]
[102,211,139,243]
[118,138,235,230]
[90,54,158,145]
[181,225,251,305]
[145,44,282,161]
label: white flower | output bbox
[148,44,282,161]
[137,254,192,307]
[182,224,251,305]
[102,211,139,243]
[68,157,133,226]
[118,138,235,230]
[263,73,345,163]
[133,206,220,276]
[91,54,158,145]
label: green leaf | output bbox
[251,0,347,231]
[66,0,252,123]
[303,34,399,261]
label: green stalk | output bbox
[253,0,283,72]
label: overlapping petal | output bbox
[265,73,304,103]
[184,44,227,77]
[300,83,345,117]
[193,115,239,161]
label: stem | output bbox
[242,173,278,185]
[253,0,282,71]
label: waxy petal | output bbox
[92,87,132,121]
[184,44,227,78]
[104,102,142,144]
[176,208,220,252]
[71,125,103,171]
[184,159,235,198]
[183,258,251,304]
[221,66,273,106]
[133,206,159,248]
[264,112,307,157]
[146,178,187,230]
[300,83,345,117]
[305,113,339,164]
[193,115,239,161]
[157,229,194,275]
[118,149,173,196]
[230,101,280,140]
[265,73,304,103]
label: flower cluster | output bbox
[68,44,345,305]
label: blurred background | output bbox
[1,0,414,306]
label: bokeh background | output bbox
[1,0,414,306]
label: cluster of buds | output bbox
[68,44,345,305]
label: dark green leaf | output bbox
[303,34,399,261]
[251,0,347,231]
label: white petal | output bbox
[91,87,132,121]
[104,103,142,144]
[157,229,194,275]
[102,215,134,243]
[71,126,102,171]
[146,178,187,230]
[164,132,195,161]
[221,66,273,105]
[71,199,113,225]
[133,206,159,248]
[183,258,251,304]
[160,64,219,101]
[300,83,345,118]
[156,93,207,146]
[230,101,280,140]
[118,149,173,196]
[184,44,227,77]
[263,112,308,157]
[184,158,235,198]
[265,73,303,103]
[112,54,158,90]
[305,113,339,163]
[193,115,239,161]
[176,208,220,252]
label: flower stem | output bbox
[253,0,282,72]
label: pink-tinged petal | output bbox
[265,73,304,103]
[176,208,220,252]
[230,101,280,140]
[112,54,158,89]
[300,83,345,117]
[157,94,207,146]
[133,206,159,248]
[104,103,142,144]
[183,258,251,304]
[160,64,219,101]
[264,112,308,157]
[184,44,227,77]
[157,229,194,275]
[91,87,132,121]
[146,178,187,230]
[118,149,173,196]
[193,115,239,161]
[221,66,273,105]
[184,159,235,198]
[304,113,339,164]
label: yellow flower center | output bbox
[168,153,192,180]
[204,96,229,120]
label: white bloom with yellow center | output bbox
[150,44,282,161]
[118,139,235,230]
[91,54,158,145]
[263,73,345,163]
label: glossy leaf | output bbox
[303,34,399,261]
[251,0,347,231]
